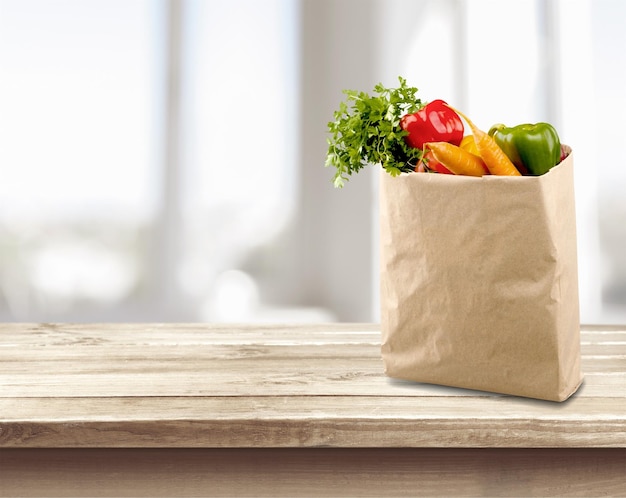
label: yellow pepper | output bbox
[460,135,480,157]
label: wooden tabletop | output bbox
[1,323,625,449]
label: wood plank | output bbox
[2,322,623,346]
[1,396,625,448]
[3,341,626,360]
[1,323,624,450]
[1,324,621,356]
[1,349,623,398]
[2,448,626,497]
[0,368,623,398]
[0,322,382,345]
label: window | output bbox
[1,0,624,324]
[175,0,305,321]
[0,0,317,322]
[0,0,161,320]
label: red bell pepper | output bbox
[400,99,464,150]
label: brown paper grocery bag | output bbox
[379,149,583,402]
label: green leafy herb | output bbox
[325,76,424,188]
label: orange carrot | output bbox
[425,142,489,177]
[450,107,521,176]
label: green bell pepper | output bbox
[488,122,561,176]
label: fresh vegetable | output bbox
[460,135,479,157]
[451,107,521,176]
[488,122,561,176]
[425,142,489,177]
[400,99,464,150]
[326,78,563,183]
[418,150,453,174]
[326,77,425,187]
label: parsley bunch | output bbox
[325,77,424,188]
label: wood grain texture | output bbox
[1,323,625,448]
[2,448,626,497]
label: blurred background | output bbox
[0,0,624,324]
